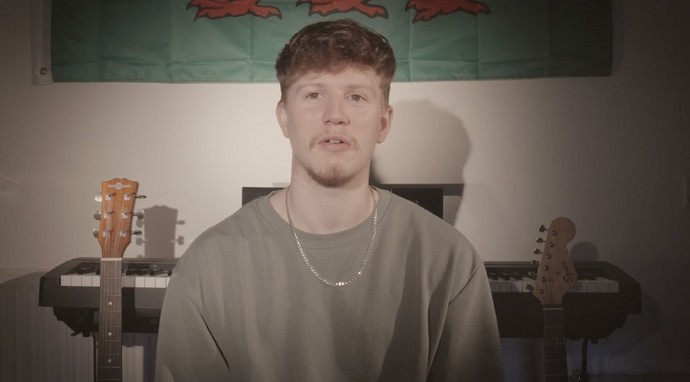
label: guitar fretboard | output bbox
[543,305,568,382]
[97,258,123,381]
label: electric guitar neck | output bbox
[531,217,577,382]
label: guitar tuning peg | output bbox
[93,211,102,220]
[538,224,547,232]
[94,195,102,203]
[536,237,544,243]
[136,195,147,199]
[133,209,145,220]
[92,229,99,238]
[131,230,143,236]
[533,248,542,255]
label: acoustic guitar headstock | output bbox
[94,178,144,258]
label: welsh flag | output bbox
[50,0,612,83]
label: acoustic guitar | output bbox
[94,178,143,381]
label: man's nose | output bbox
[323,97,349,126]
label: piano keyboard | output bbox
[58,260,172,288]
[60,273,171,288]
[488,273,620,293]
[59,268,619,293]
[40,258,641,339]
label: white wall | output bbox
[2,0,689,378]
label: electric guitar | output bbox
[531,217,578,382]
[94,178,143,381]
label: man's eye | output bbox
[349,94,364,102]
[306,92,320,99]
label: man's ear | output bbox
[377,105,393,143]
[276,101,289,138]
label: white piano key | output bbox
[144,276,156,288]
[155,277,167,288]
[60,274,71,286]
[135,276,146,288]
[71,275,83,286]
[82,275,96,287]
[596,277,619,292]
[123,275,135,288]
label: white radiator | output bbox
[0,271,157,382]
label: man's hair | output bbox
[275,19,396,103]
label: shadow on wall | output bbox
[135,205,185,259]
[371,99,470,225]
[568,241,659,375]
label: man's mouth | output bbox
[313,135,352,151]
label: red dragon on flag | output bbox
[188,0,490,20]
[298,0,387,17]
[406,0,489,21]
[188,0,281,19]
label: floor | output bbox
[584,376,688,382]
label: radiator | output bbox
[0,271,157,382]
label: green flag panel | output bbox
[50,0,612,83]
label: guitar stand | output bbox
[92,332,98,382]
[572,338,590,382]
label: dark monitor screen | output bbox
[242,185,444,219]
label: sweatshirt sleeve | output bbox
[428,258,505,382]
[154,264,231,382]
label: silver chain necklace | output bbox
[284,185,378,287]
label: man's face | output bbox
[276,66,392,188]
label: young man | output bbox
[155,19,504,381]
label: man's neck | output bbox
[270,179,376,235]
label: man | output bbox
[155,19,504,381]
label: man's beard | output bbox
[304,135,362,188]
[307,164,355,188]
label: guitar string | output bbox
[105,190,130,377]
[101,189,125,378]
[108,190,115,378]
[101,189,112,378]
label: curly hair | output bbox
[275,19,396,103]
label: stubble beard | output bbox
[304,136,361,188]
[307,164,356,188]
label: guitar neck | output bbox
[542,304,569,382]
[97,258,123,381]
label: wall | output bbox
[1,0,689,378]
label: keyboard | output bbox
[39,258,640,340]
[486,261,641,339]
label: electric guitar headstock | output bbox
[94,178,144,258]
[532,217,578,305]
